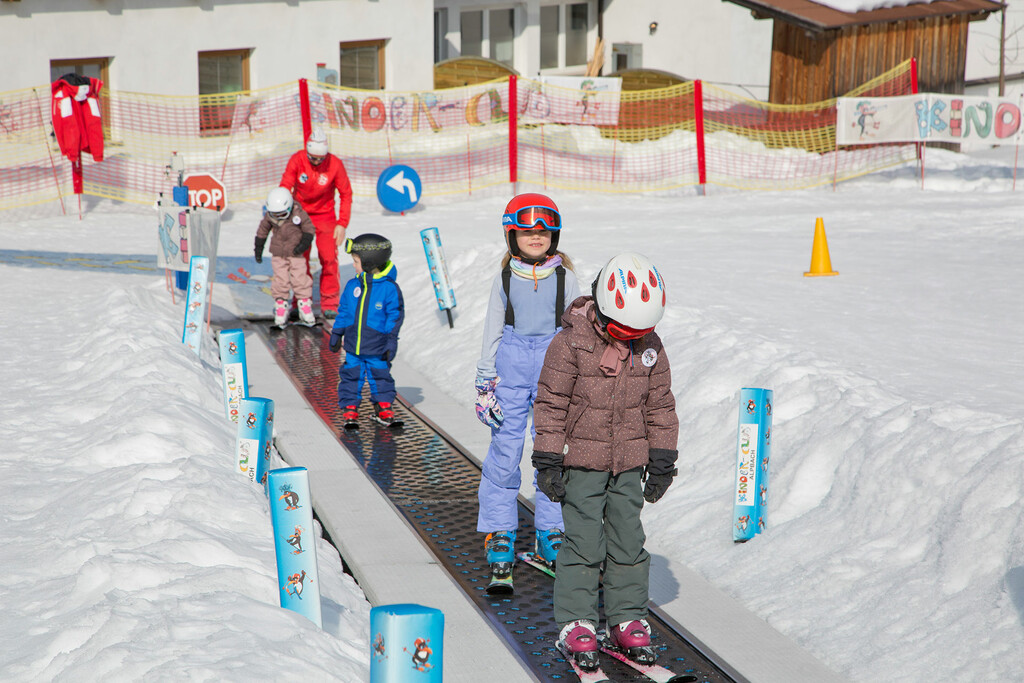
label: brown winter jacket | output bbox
[255,204,316,257]
[533,296,679,475]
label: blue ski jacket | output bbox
[331,263,404,358]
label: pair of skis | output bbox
[343,414,404,431]
[556,633,698,683]
[504,554,696,683]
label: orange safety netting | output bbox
[0,61,919,215]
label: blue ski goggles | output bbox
[502,205,561,230]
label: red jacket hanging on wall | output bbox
[51,74,104,164]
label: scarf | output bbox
[589,305,631,376]
[508,255,563,291]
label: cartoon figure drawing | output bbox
[282,570,309,599]
[373,633,386,660]
[758,516,766,532]
[158,214,179,261]
[760,484,767,506]
[736,514,751,534]
[278,485,300,510]
[577,79,599,122]
[746,399,756,414]
[245,412,257,428]
[761,454,770,473]
[403,637,433,672]
[854,100,880,137]
[227,341,238,355]
[286,525,305,554]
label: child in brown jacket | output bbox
[255,187,317,327]
[531,252,679,673]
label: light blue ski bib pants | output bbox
[477,326,564,533]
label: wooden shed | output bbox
[724,0,1003,104]
[434,57,518,90]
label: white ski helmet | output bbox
[306,125,329,160]
[592,253,666,340]
[266,187,294,220]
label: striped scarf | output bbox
[508,255,562,290]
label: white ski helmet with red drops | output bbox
[592,253,666,338]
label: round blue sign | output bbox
[376,164,422,213]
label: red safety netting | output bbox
[0,61,921,216]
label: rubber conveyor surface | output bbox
[257,322,735,683]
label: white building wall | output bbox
[0,0,433,94]
[600,0,772,100]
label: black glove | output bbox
[643,448,678,503]
[254,237,266,264]
[532,450,566,503]
[329,330,343,352]
[293,232,314,256]
[642,472,675,503]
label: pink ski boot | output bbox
[607,618,657,665]
[556,619,601,672]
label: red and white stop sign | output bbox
[183,173,227,213]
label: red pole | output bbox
[693,80,707,195]
[910,58,924,187]
[508,74,518,189]
[299,78,312,142]
[34,87,67,215]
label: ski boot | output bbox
[485,530,516,593]
[372,401,398,428]
[297,298,317,326]
[535,528,563,568]
[556,619,601,672]
[606,619,657,665]
[273,299,288,328]
[342,405,359,431]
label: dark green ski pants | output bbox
[553,467,650,628]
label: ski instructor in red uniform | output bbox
[280,125,353,319]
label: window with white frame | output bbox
[461,10,483,58]
[434,9,449,63]
[565,2,589,66]
[539,1,596,72]
[460,6,517,67]
[489,8,515,67]
[540,6,559,69]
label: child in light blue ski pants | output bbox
[477,326,563,533]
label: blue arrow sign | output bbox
[376,164,422,213]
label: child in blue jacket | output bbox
[329,233,404,428]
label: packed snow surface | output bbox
[0,145,1021,681]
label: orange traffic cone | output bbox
[804,217,838,277]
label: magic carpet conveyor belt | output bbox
[256,322,737,683]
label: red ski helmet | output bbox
[501,193,561,260]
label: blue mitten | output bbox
[329,330,343,352]
[474,377,503,429]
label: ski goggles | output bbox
[502,205,561,230]
[605,320,654,341]
[267,208,291,221]
[307,152,327,166]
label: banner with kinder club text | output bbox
[837,94,1024,146]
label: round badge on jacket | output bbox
[641,348,658,367]
[292,215,301,225]
[353,287,361,297]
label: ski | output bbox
[372,416,405,430]
[270,320,321,330]
[598,633,698,683]
[517,551,556,578]
[485,568,514,595]
[555,640,611,682]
